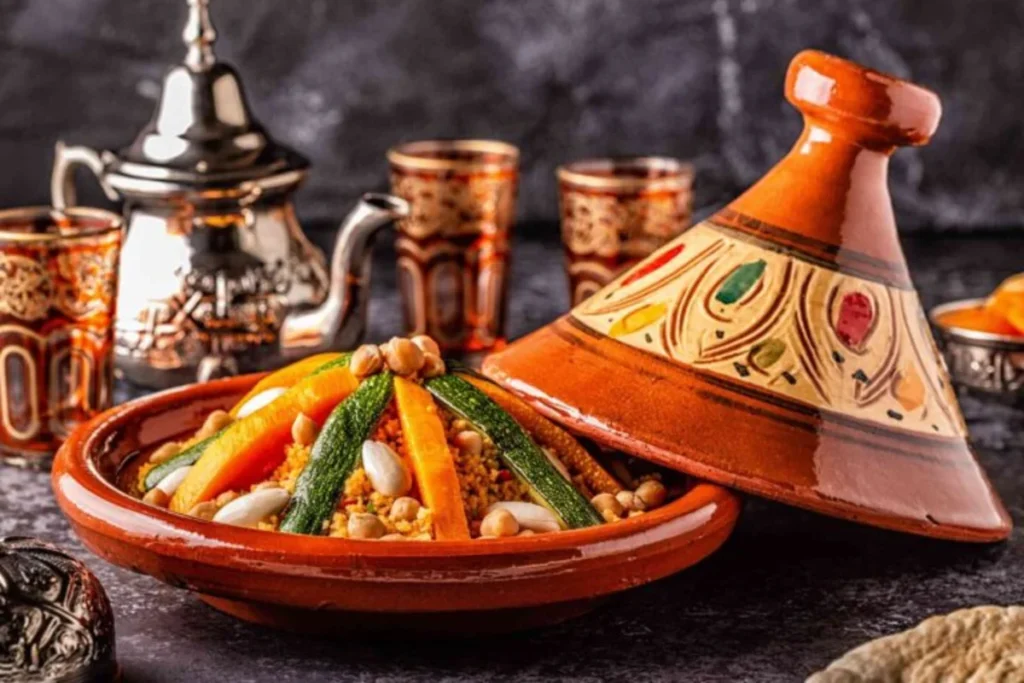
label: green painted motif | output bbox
[715,259,767,304]
[750,338,786,370]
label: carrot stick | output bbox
[171,363,358,513]
[394,377,471,540]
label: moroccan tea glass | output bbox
[0,206,123,469]
[388,140,519,352]
[558,157,694,306]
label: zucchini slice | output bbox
[425,374,602,529]
[279,371,395,535]
[146,355,351,493]
[143,434,218,491]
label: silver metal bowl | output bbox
[930,298,1024,401]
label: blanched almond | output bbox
[154,466,192,496]
[362,441,412,496]
[235,387,287,418]
[213,488,291,528]
[486,501,561,533]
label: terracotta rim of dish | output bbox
[558,157,695,193]
[931,298,1024,347]
[387,139,519,173]
[53,373,741,564]
[0,206,123,244]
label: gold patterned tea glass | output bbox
[388,140,519,352]
[0,206,123,468]
[558,157,694,306]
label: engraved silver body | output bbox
[931,298,1024,401]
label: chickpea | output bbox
[381,337,425,376]
[380,533,407,542]
[187,501,218,521]
[635,480,667,510]
[291,413,318,446]
[389,496,421,522]
[421,352,446,378]
[142,488,169,508]
[517,529,536,537]
[215,490,239,508]
[615,490,644,512]
[591,492,624,519]
[454,430,483,457]
[348,513,386,539]
[480,508,519,537]
[601,509,622,524]
[350,344,384,378]
[197,410,232,439]
[411,335,441,357]
[149,442,181,465]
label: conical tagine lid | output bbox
[484,50,1011,542]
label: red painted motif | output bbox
[620,244,685,287]
[835,292,874,349]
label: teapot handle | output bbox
[51,141,119,210]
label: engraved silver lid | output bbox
[0,537,118,682]
[110,0,307,188]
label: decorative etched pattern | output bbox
[559,180,691,306]
[573,221,966,437]
[0,230,120,462]
[560,189,690,259]
[390,168,516,350]
[0,254,54,321]
[940,338,1024,395]
[0,537,116,681]
[390,171,516,240]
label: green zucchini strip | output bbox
[280,371,394,535]
[143,354,351,492]
[143,433,219,491]
[425,374,602,529]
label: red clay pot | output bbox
[51,374,740,635]
[483,50,1011,543]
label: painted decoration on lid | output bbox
[573,220,964,437]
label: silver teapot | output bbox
[50,0,407,388]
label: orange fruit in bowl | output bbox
[985,273,1024,334]
[939,306,1019,336]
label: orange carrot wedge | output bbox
[230,352,343,417]
[171,363,358,513]
[462,375,622,495]
[394,377,471,540]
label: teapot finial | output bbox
[183,0,217,70]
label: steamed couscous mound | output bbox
[135,335,679,540]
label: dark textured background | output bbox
[1,0,1022,231]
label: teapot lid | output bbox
[112,0,307,187]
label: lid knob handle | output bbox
[183,0,217,70]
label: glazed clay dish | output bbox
[484,50,1011,543]
[52,339,740,634]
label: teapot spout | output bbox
[281,193,409,355]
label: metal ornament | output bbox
[50,0,407,388]
[0,537,118,682]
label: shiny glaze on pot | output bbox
[483,50,1011,543]
[51,374,740,634]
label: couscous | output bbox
[134,335,680,540]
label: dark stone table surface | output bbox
[2,225,1023,682]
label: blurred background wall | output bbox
[0,0,1021,231]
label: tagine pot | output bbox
[484,50,1011,543]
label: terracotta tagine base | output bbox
[52,374,740,636]
[484,50,1011,543]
